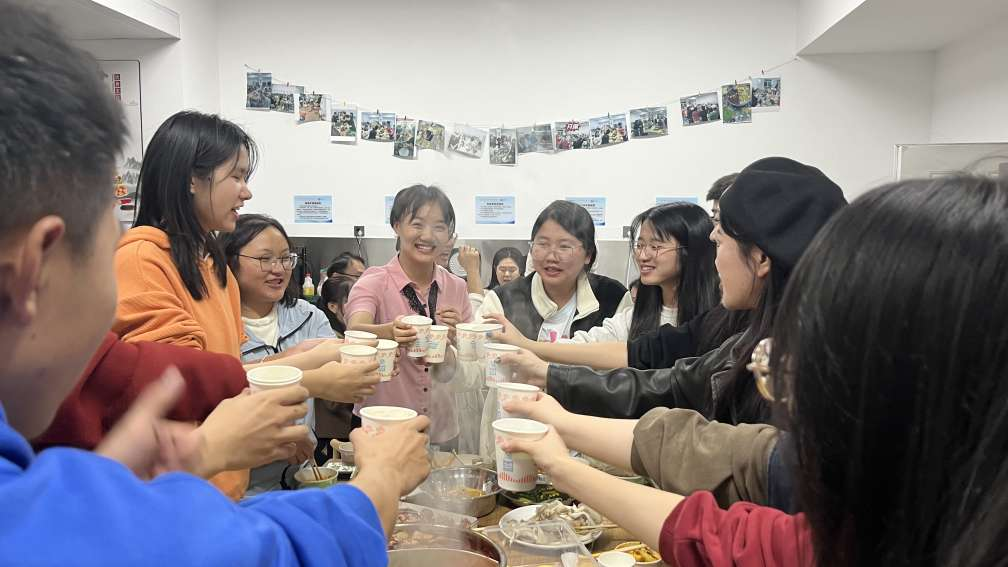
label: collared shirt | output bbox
[345,255,473,443]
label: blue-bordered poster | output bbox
[475,196,516,225]
[293,195,333,223]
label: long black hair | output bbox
[488,247,526,289]
[774,176,1008,567]
[531,200,597,271]
[319,276,355,335]
[220,214,297,309]
[134,111,258,300]
[627,203,719,340]
[710,209,796,425]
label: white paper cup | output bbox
[425,325,450,363]
[493,418,548,492]
[496,382,540,419]
[456,323,481,360]
[402,315,433,358]
[339,344,378,367]
[479,323,504,357]
[360,405,419,436]
[246,365,303,393]
[375,339,398,382]
[484,343,519,386]
[344,330,378,345]
[595,551,637,567]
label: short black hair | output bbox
[327,252,365,278]
[319,275,355,334]
[220,214,297,308]
[532,200,598,272]
[389,184,455,229]
[706,173,738,202]
[0,2,126,252]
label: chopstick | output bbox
[592,543,648,557]
[572,523,618,531]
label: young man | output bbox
[0,3,429,565]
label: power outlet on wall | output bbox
[622,225,632,239]
[354,225,365,238]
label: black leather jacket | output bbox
[547,332,744,419]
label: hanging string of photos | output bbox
[243,58,794,167]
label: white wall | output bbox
[75,0,220,147]
[796,0,866,52]
[214,0,933,240]
[930,19,1008,143]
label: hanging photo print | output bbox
[416,120,446,152]
[554,120,589,151]
[516,124,555,154]
[516,126,537,155]
[360,111,396,141]
[330,106,358,143]
[489,128,517,166]
[629,106,669,138]
[297,93,326,124]
[589,113,628,148]
[246,72,272,110]
[447,125,486,158]
[751,77,781,110]
[394,118,418,159]
[721,83,752,124]
[270,84,303,113]
[679,92,721,126]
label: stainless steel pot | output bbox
[403,466,501,518]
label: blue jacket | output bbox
[241,300,337,495]
[240,299,336,363]
[0,405,386,566]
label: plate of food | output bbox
[498,501,606,550]
[613,541,662,565]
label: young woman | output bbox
[498,157,846,425]
[319,275,356,335]
[503,175,1008,567]
[475,200,628,342]
[115,111,376,498]
[487,247,526,290]
[561,202,718,344]
[485,202,730,370]
[221,214,379,493]
[346,185,476,450]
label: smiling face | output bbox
[394,202,450,266]
[531,219,590,290]
[634,220,682,287]
[235,226,293,307]
[191,145,252,233]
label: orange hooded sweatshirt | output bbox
[113,226,249,499]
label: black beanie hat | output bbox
[719,157,847,271]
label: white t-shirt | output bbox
[242,305,279,347]
[570,302,678,343]
[538,295,578,343]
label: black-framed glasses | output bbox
[239,253,299,272]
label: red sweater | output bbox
[33,332,247,451]
[661,491,814,567]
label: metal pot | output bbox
[404,466,500,518]
[388,524,506,567]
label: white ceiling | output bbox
[800,0,1008,54]
[32,0,179,40]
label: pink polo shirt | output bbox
[346,255,473,443]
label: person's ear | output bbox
[0,217,66,325]
[753,247,771,279]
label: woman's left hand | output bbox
[436,306,462,343]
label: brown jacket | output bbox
[630,407,779,508]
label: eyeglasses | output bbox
[530,241,582,261]
[497,266,520,275]
[633,241,684,258]
[404,221,451,239]
[239,253,299,272]
[746,338,774,402]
